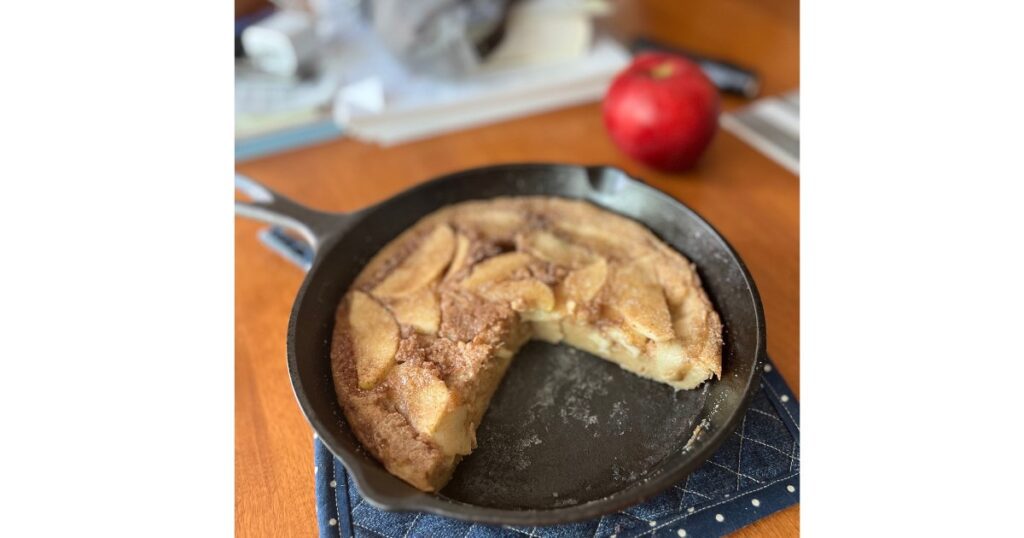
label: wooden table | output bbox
[236,0,799,535]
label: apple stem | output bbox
[650,62,675,79]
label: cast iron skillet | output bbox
[235,163,765,525]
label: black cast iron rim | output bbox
[283,163,767,525]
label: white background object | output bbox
[242,10,320,77]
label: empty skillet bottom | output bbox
[441,341,710,509]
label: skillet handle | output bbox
[235,173,338,252]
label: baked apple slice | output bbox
[349,291,400,389]
[373,225,455,298]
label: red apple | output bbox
[603,52,720,172]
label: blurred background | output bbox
[235,0,798,172]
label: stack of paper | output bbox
[234,63,342,161]
[334,39,628,145]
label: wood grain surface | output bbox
[235,0,799,535]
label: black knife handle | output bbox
[630,37,761,99]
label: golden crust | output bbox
[330,197,723,492]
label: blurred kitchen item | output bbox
[307,0,365,41]
[371,0,511,77]
[235,3,347,160]
[721,90,799,174]
[334,39,628,145]
[235,41,350,159]
[235,58,344,160]
[482,0,610,71]
[235,0,621,156]
[242,10,320,77]
[631,37,760,98]
[236,62,340,123]
[236,6,275,57]
[333,0,625,145]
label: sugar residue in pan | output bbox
[442,341,710,510]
